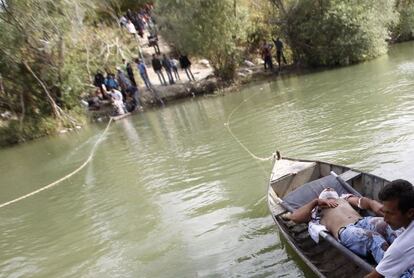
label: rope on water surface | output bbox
[0,118,114,209]
[225,90,276,162]
[1,90,274,209]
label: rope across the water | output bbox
[225,90,275,162]
[1,90,272,209]
[0,118,113,209]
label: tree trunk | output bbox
[22,60,62,120]
[0,74,4,96]
[19,90,25,131]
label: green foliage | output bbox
[245,1,280,55]
[100,0,150,16]
[0,0,142,145]
[156,0,248,80]
[274,0,397,66]
[0,117,60,146]
[392,0,414,41]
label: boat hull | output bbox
[267,156,389,277]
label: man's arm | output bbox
[288,198,338,223]
[364,269,383,278]
[347,196,384,217]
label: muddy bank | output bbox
[88,64,304,120]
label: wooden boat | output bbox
[267,153,390,277]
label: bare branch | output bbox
[22,60,62,119]
[19,90,25,130]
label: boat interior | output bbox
[268,157,389,277]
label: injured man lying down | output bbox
[286,188,402,264]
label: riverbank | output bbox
[88,62,302,120]
[0,60,304,146]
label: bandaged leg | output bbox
[357,217,402,244]
[339,224,389,264]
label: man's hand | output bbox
[364,269,383,278]
[350,197,384,217]
[368,199,384,217]
[317,198,338,208]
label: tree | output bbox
[270,0,397,66]
[156,0,248,80]
[0,0,129,144]
[392,0,414,42]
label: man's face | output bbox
[382,198,413,229]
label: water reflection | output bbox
[2,42,414,277]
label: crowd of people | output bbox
[88,53,197,116]
[87,3,290,116]
[87,4,198,116]
[151,53,195,86]
[119,4,154,39]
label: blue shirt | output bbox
[137,63,147,75]
[105,78,118,90]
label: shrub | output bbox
[277,0,397,66]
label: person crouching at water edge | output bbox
[285,187,403,267]
[109,88,127,115]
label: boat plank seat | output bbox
[271,159,318,197]
[339,170,361,182]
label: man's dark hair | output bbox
[378,179,414,213]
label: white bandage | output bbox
[357,197,363,209]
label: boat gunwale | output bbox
[270,156,391,190]
[270,209,326,277]
[267,155,387,277]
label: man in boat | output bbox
[365,180,414,278]
[286,186,401,266]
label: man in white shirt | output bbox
[110,88,125,115]
[365,179,414,278]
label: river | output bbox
[1,42,414,278]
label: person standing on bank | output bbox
[126,61,137,87]
[171,57,180,80]
[179,54,195,81]
[272,37,287,71]
[261,40,273,72]
[151,54,167,86]
[116,66,132,94]
[135,58,152,90]
[365,180,414,278]
[162,54,175,85]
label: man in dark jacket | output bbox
[272,37,287,70]
[151,54,167,85]
[126,61,137,86]
[179,54,195,81]
[94,70,107,98]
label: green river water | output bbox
[1,42,414,278]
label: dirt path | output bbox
[136,30,214,88]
